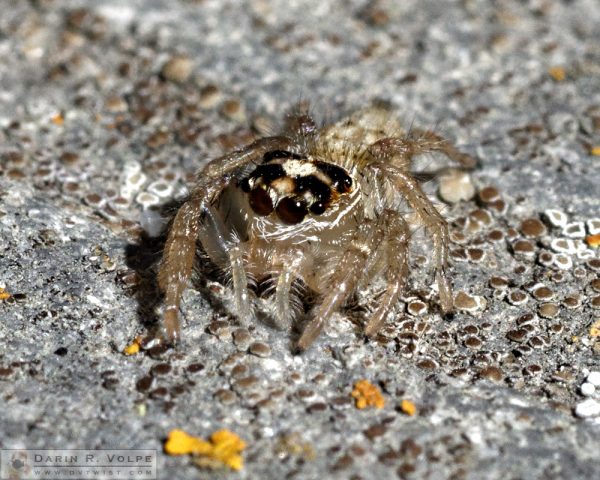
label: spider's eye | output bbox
[342,176,353,190]
[334,175,352,193]
[310,201,326,215]
[249,187,274,216]
[276,197,307,224]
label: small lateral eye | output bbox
[310,201,326,215]
[342,176,353,190]
[276,197,307,224]
[335,175,352,193]
[249,187,273,216]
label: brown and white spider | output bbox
[157,105,475,351]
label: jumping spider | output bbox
[157,106,475,351]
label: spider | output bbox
[157,105,476,351]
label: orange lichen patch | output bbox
[586,234,600,248]
[164,429,246,471]
[123,336,143,355]
[351,379,385,409]
[51,113,64,125]
[165,429,212,456]
[400,399,417,416]
[548,66,566,81]
[0,288,10,301]
[590,320,600,337]
[590,146,600,156]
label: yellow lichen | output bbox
[590,146,600,156]
[123,336,142,355]
[164,429,246,471]
[351,379,385,409]
[51,113,64,125]
[400,399,417,416]
[548,66,566,81]
[590,319,600,337]
[586,234,600,248]
[0,288,10,301]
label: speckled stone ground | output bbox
[1,1,600,479]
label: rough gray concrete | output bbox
[1,0,600,479]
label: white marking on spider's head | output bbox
[281,159,318,178]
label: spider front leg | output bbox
[228,243,252,325]
[273,249,305,331]
[157,136,295,344]
[371,162,454,313]
[296,220,385,352]
[364,210,409,337]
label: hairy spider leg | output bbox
[296,218,385,351]
[364,210,409,337]
[158,136,294,343]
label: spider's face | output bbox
[239,149,354,226]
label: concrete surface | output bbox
[1,0,600,479]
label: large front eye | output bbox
[249,187,273,216]
[276,197,307,224]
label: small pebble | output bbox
[575,399,600,418]
[487,229,504,242]
[469,209,493,227]
[543,209,568,228]
[580,382,596,396]
[587,371,600,386]
[464,336,482,349]
[221,99,246,122]
[233,328,252,348]
[506,329,528,343]
[214,389,237,404]
[563,222,586,238]
[161,55,194,83]
[249,342,272,358]
[438,169,475,203]
[489,276,509,289]
[479,366,504,382]
[477,186,500,204]
[488,199,508,215]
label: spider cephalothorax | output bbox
[157,106,475,351]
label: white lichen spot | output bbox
[543,209,568,228]
[562,221,586,238]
